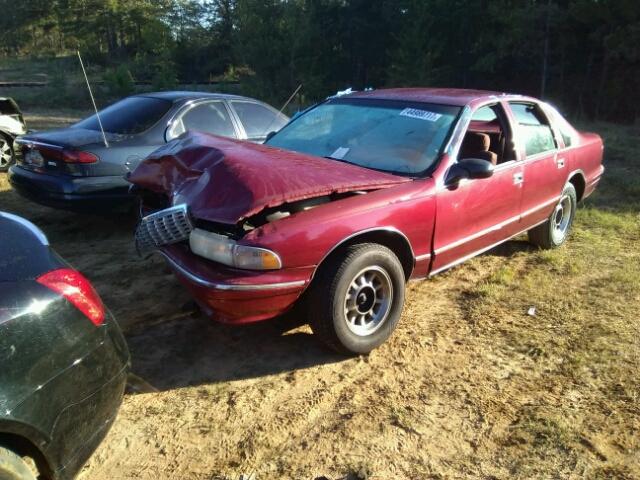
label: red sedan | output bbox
[130,88,604,354]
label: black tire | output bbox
[0,447,37,480]
[528,183,577,249]
[0,133,15,173]
[308,243,405,355]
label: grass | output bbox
[458,122,640,478]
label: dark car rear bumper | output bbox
[6,314,130,480]
[8,165,132,211]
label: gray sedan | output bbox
[8,91,289,212]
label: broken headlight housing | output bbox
[189,228,282,270]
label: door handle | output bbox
[513,172,524,185]
[556,157,565,168]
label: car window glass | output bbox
[471,106,498,122]
[545,105,577,147]
[509,102,556,156]
[267,99,460,175]
[180,102,237,138]
[73,96,172,135]
[0,99,19,115]
[231,101,288,138]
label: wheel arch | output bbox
[567,169,586,202]
[0,129,15,140]
[312,227,415,282]
[0,423,53,480]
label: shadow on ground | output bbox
[125,312,344,392]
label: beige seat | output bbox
[460,132,498,165]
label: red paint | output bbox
[132,89,604,325]
[128,132,409,224]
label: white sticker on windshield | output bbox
[399,108,442,122]
[330,147,350,159]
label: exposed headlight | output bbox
[189,228,281,270]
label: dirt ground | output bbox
[1,110,638,479]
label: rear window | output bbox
[545,104,578,148]
[0,99,20,115]
[73,96,172,135]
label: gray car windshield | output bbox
[266,99,460,175]
[73,96,172,135]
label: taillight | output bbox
[36,269,105,325]
[61,149,98,164]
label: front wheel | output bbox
[0,447,37,480]
[528,183,577,249]
[0,134,15,172]
[308,243,405,355]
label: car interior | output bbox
[460,104,516,166]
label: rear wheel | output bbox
[0,447,37,480]
[0,134,15,172]
[528,183,577,249]
[309,243,405,355]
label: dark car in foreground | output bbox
[129,88,604,355]
[8,91,288,212]
[0,212,129,479]
[0,97,27,172]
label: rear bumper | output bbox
[8,165,132,211]
[161,244,313,324]
[7,314,130,480]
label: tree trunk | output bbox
[540,0,552,99]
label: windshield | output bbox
[266,99,461,175]
[73,96,172,135]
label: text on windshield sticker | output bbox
[399,108,442,122]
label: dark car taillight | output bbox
[61,149,98,164]
[36,269,105,325]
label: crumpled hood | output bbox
[128,131,410,225]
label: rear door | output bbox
[507,102,566,228]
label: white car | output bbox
[0,97,27,172]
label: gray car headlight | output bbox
[189,228,282,270]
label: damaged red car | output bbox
[129,88,604,354]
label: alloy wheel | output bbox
[551,194,572,244]
[343,265,393,337]
[0,138,12,168]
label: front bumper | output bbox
[161,244,313,324]
[8,165,132,211]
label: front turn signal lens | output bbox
[189,229,282,270]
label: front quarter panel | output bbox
[242,179,437,278]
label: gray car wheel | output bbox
[0,134,15,172]
[309,243,405,355]
[528,183,577,249]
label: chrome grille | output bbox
[135,204,193,255]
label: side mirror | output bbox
[265,131,277,142]
[446,158,494,184]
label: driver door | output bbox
[431,103,524,274]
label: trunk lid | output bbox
[128,131,410,224]
[15,128,122,175]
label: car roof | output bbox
[136,91,258,103]
[346,88,537,107]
